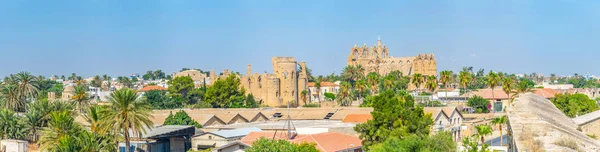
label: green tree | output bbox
[513,79,534,96]
[24,108,44,142]
[467,96,490,113]
[486,71,500,100]
[0,109,27,140]
[101,88,153,152]
[72,85,90,112]
[411,73,424,94]
[163,110,202,128]
[324,92,336,101]
[314,78,322,103]
[502,77,514,101]
[354,90,433,150]
[459,71,472,95]
[245,94,259,108]
[144,90,182,109]
[39,111,82,151]
[168,76,195,106]
[336,82,351,106]
[355,79,367,104]
[439,70,453,102]
[300,90,308,105]
[475,125,493,146]
[425,75,438,94]
[552,93,600,118]
[370,132,456,152]
[491,115,508,146]
[204,74,246,108]
[366,72,381,95]
[246,137,319,152]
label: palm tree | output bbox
[502,78,515,102]
[315,78,322,103]
[24,109,44,142]
[1,85,24,111]
[459,71,471,94]
[0,109,27,140]
[337,82,352,106]
[102,74,110,82]
[512,80,533,98]
[355,79,367,104]
[425,75,438,94]
[15,71,39,99]
[300,90,308,105]
[475,125,493,146]
[74,76,86,86]
[60,75,66,81]
[411,73,424,94]
[39,111,81,151]
[492,116,508,146]
[101,88,153,152]
[83,105,106,134]
[366,72,380,95]
[354,65,366,81]
[73,85,90,112]
[439,71,453,103]
[91,75,102,88]
[486,71,500,100]
[69,73,77,81]
[77,130,115,152]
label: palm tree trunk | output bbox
[481,136,485,146]
[125,130,131,152]
[500,125,503,146]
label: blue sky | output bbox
[1,0,599,77]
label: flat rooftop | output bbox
[207,120,356,130]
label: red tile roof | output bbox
[241,132,362,152]
[138,85,168,92]
[342,114,372,123]
[308,82,339,87]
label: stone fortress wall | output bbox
[347,37,437,76]
[207,57,308,107]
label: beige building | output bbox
[307,81,340,103]
[191,127,261,151]
[173,70,209,88]
[347,37,437,76]
[210,57,309,107]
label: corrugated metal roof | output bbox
[206,127,262,139]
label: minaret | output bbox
[377,35,381,46]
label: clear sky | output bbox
[1,0,599,78]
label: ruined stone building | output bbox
[173,70,209,88]
[209,57,308,107]
[347,37,437,76]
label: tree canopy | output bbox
[467,96,490,113]
[552,93,599,118]
[370,132,456,152]
[246,137,319,152]
[204,74,247,108]
[354,90,433,150]
[163,110,202,128]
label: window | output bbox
[209,136,212,139]
[239,145,245,149]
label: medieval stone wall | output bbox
[347,38,437,76]
[210,57,308,107]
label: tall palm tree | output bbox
[439,71,453,103]
[354,65,366,81]
[315,78,322,103]
[337,82,352,106]
[1,85,24,111]
[300,90,308,105]
[91,75,102,88]
[486,71,500,100]
[512,80,533,98]
[0,109,27,140]
[411,73,424,94]
[492,116,508,146]
[83,105,106,134]
[101,88,153,152]
[102,74,110,82]
[366,72,380,95]
[74,76,86,86]
[459,71,471,94]
[15,71,39,99]
[425,75,438,94]
[73,85,90,112]
[355,79,367,104]
[60,75,66,81]
[475,125,493,146]
[502,78,515,102]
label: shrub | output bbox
[553,138,580,151]
[467,96,490,113]
[302,103,320,108]
[324,92,335,101]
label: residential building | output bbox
[241,132,363,152]
[307,81,340,103]
[211,141,250,152]
[0,139,28,152]
[121,125,196,152]
[191,127,262,151]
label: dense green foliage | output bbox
[164,110,202,128]
[467,96,490,113]
[323,92,335,101]
[370,132,456,152]
[168,76,195,105]
[204,74,247,108]
[354,90,434,150]
[552,93,599,118]
[246,137,319,152]
[142,70,166,80]
[144,90,182,109]
[245,94,259,108]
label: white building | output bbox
[307,81,340,103]
[191,127,262,151]
[0,140,28,152]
